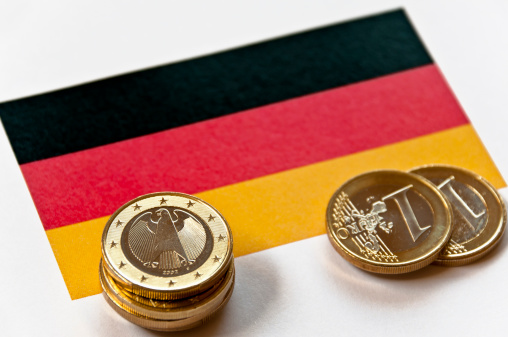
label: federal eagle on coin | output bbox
[125,208,208,273]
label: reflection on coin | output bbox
[326,170,452,273]
[410,165,506,266]
[101,192,233,300]
[102,280,235,332]
[99,259,235,331]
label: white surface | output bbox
[1,1,508,336]
[76,230,508,337]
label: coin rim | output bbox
[101,266,235,331]
[100,258,235,321]
[409,164,507,266]
[101,192,233,299]
[326,169,453,274]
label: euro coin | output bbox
[102,282,234,332]
[99,259,235,331]
[101,192,233,300]
[410,165,506,266]
[326,170,452,273]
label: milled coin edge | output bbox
[409,164,507,266]
[325,169,453,274]
[100,191,234,299]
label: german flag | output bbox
[0,9,504,300]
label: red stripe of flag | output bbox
[21,65,468,230]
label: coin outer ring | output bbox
[102,280,235,332]
[101,192,233,300]
[409,164,507,266]
[326,170,453,274]
[99,258,235,321]
[100,260,236,332]
[105,257,234,311]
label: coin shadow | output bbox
[145,257,279,336]
[321,243,453,308]
[464,229,508,266]
[374,225,508,279]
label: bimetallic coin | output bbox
[326,170,452,274]
[99,259,235,321]
[100,259,235,332]
[101,192,233,300]
[102,283,235,332]
[410,165,506,266]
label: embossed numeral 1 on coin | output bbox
[409,164,506,266]
[437,176,486,231]
[326,170,452,274]
[382,185,431,242]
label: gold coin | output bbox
[99,258,235,321]
[101,192,233,300]
[410,164,507,266]
[105,260,232,311]
[103,283,234,332]
[326,170,452,273]
[100,260,235,331]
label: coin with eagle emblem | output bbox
[101,192,233,300]
[326,170,452,273]
[99,192,235,331]
[99,259,235,331]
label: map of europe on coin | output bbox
[410,165,507,266]
[327,170,452,273]
[0,9,504,299]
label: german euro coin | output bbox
[100,192,234,331]
[99,259,235,331]
[326,170,452,274]
[410,165,506,266]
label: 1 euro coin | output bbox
[326,170,452,273]
[410,165,506,266]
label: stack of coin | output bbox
[99,192,234,331]
[326,165,506,273]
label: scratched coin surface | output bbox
[101,192,233,300]
[326,170,452,273]
[410,165,506,266]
